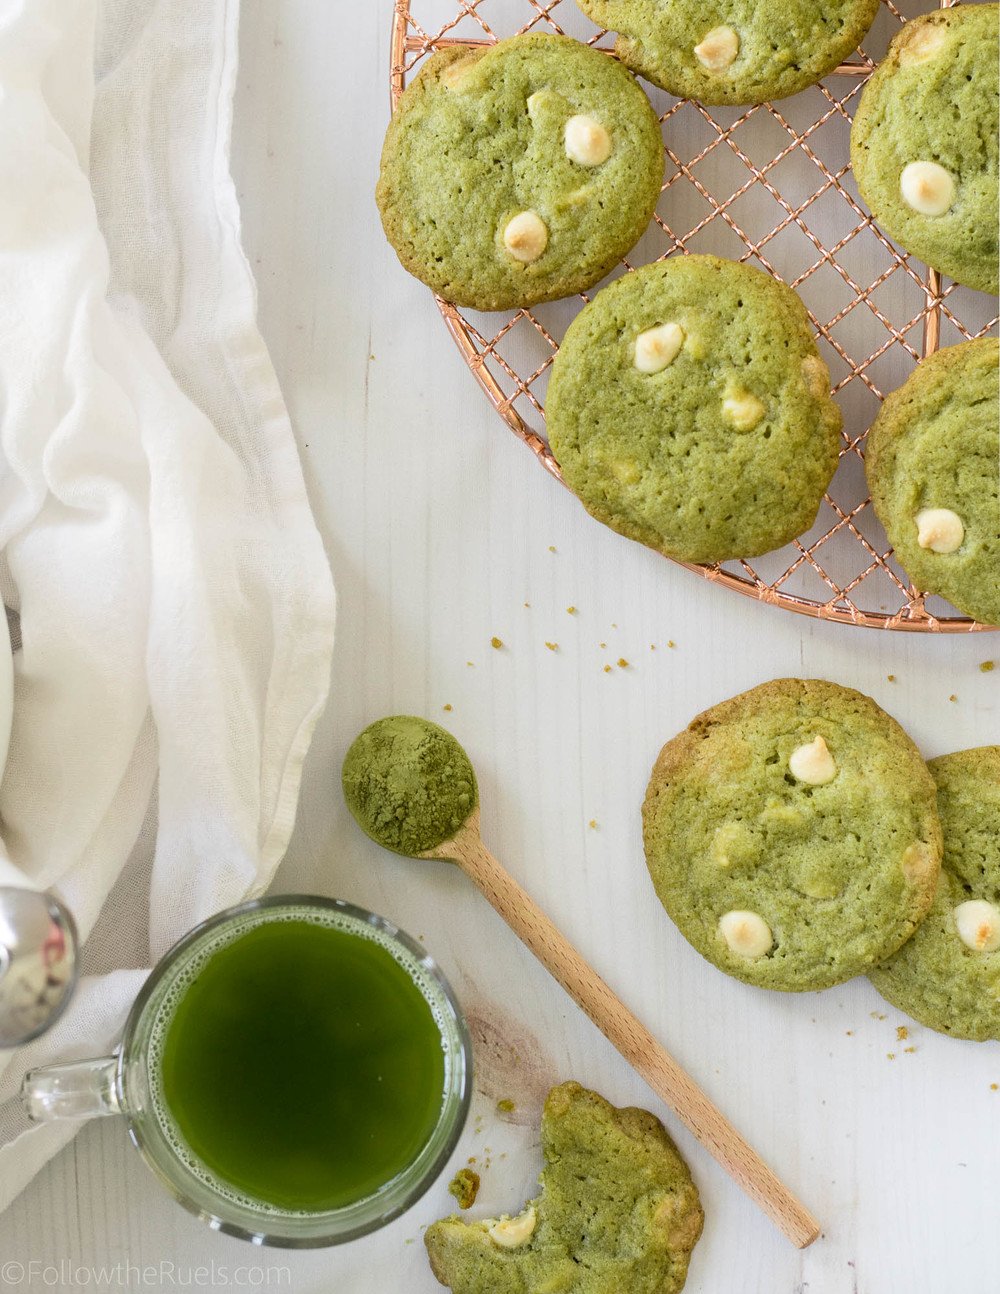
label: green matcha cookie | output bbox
[870,747,1000,1042]
[425,1082,703,1294]
[546,256,842,564]
[377,34,664,311]
[864,338,999,627]
[643,679,942,992]
[575,0,879,105]
[851,5,1000,294]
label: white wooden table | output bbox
[1,2,997,1290]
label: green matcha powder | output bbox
[342,716,478,856]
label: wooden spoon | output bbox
[422,806,821,1249]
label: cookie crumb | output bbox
[566,606,577,615]
[904,1046,916,1054]
[896,1025,909,1041]
[524,602,531,608]
[886,1053,896,1061]
[603,664,612,673]
[845,1030,854,1036]
[650,644,656,651]
[599,641,607,649]
[981,661,995,673]
[466,661,475,667]
[949,694,958,703]
[588,819,598,830]
[448,1168,480,1210]
[871,1012,887,1020]
[667,639,676,649]
[617,657,629,669]
[545,641,558,652]
[491,637,504,650]
[990,1083,998,1091]
[548,545,557,553]
[443,703,453,712]
[496,1098,516,1114]
[887,674,896,682]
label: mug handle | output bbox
[22,1057,121,1121]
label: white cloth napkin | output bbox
[0,0,336,1211]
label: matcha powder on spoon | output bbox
[342,716,478,856]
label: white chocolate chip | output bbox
[441,55,479,91]
[711,821,751,867]
[915,507,964,553]
[789,735,837,786]
[488,1207,537,1248]
[635,322,685,374]
[527,89,563,120]
[610,457,641,485]
[898,22,947,65]
[954,900,1000,953]
[900,161,955,217]
[503,211,548,264]
[952,900,998,952]
[722,387,766,432]
[901,842,936,885]
[565,115,612,167]
[719,911,773,959]
[695,26,740,71]
[801,354,831,401]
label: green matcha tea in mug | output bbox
[22,897,472,1246]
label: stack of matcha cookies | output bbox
[643,679,999,1042]
[643,678,942,992]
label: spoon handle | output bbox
[447,820,820,1249]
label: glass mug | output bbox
[21,896,472,1247]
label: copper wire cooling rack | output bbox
[389,0,999,631]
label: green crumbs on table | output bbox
[448,1168,481,1210]
[342,716,478,856]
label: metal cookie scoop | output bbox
[0,883,79,1047]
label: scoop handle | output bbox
[433,812,821,1249]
